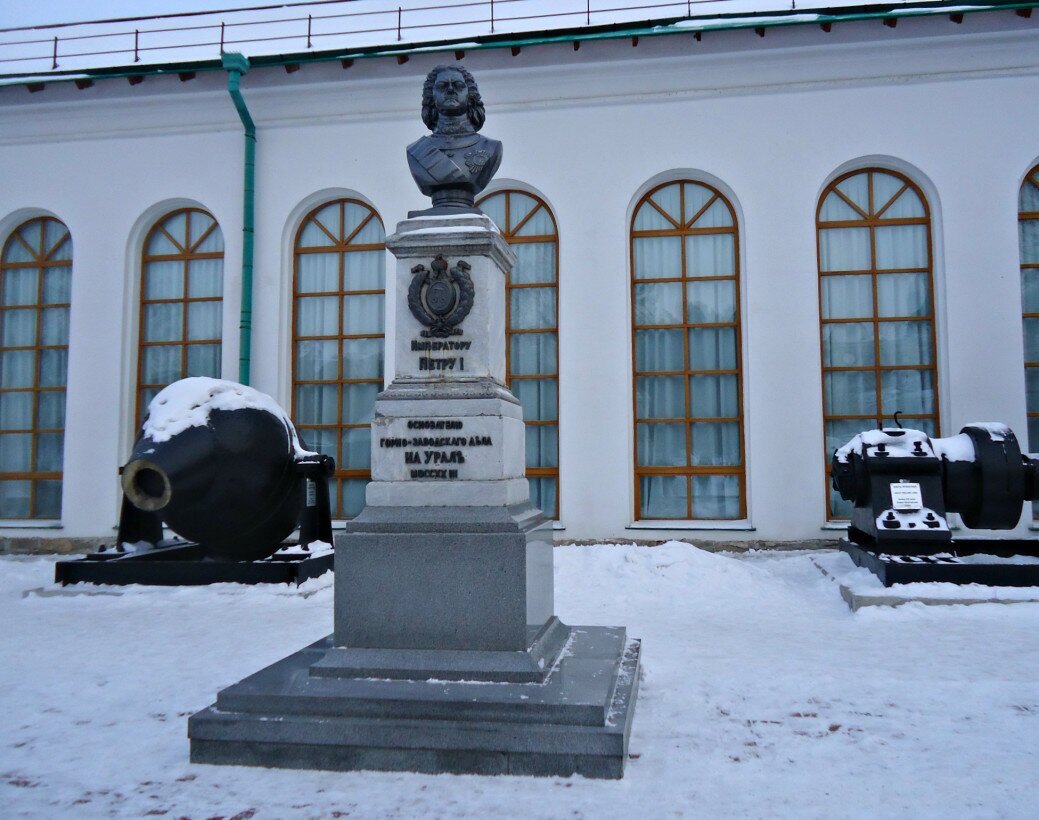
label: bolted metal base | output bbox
[842,540,1039,587]
[54,542,333,586]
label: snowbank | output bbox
[2,544,1037,817]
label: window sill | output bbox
[329,520,565,530]
[627,520,755,531]
[0,520,63,529]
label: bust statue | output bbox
[406,64,503,217]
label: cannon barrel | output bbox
[121,378,330,561]
[831,423,1039,550]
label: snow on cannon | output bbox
[55,378,336,586]
[830,422,1039,586]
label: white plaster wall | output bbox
[1,11,1037,542]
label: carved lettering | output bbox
[411,340,472,351]
[419,356,465,371]
[409,469,459,479]
[380,433,492,448]
[407,420,463,429]
[423,450,465,465]
[381,418,491,480]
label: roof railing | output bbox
[0,0,768,71]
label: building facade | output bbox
[1,4,1038,547]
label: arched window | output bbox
[137,208,224,425]
[817,168,939,518]
[292,199,385,520]
[1019,164,1039,490]
[630,181,746,520]
[0,216,72,519]
[477,190,560,518]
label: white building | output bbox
[1,0,1038,549]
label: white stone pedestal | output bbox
[366,215,528,508]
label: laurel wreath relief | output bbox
[408,254,475,338]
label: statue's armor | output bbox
[407,132,503,213]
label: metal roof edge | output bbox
[2,0,1036,89]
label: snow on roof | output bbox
[0,0,1028,82]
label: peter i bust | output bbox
[407,64,503,217]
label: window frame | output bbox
[629,180,748,521]
[815,167,941,520]
[1019,163,1039,519]
[476,188,561,519]
[0,215,72,520]
[291,198,386,521]
[136,207,224,427]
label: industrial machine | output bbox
[831,422,1039,586]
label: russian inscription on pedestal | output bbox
[380,418,492,479]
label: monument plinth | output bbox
[188,64,640,779]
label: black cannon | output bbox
[831,423,1039,586]
[56,378,336,586]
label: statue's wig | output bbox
[421,64,486,132]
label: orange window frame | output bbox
[291,199,385,520]
[816,168,941,519]
[477,189,561,519]
[1019,164,1039,518]
[0,216,72,519]
[136,208,224,427]
[630,181,747,520]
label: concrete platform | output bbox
[839,584,1039,611]
[810,551,1039,611]
[188,625,641,779]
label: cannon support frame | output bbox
[54,541,333,586]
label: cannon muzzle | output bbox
[122,459,171,511]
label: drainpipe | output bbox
[222,52,255,385]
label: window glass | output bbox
[137,209,223,427]
[0,217,72,518]
[293,199,385,520]
[1020,166,1039,518]
[630,181,746,520]
[817,170,939,519]
[478,190,560,518]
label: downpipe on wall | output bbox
[222,52,255,385]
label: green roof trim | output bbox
[3,1,1037,88]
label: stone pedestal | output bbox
[188,215,640,779]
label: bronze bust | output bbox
[406,65,503,217]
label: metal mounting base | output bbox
[54,542,333,586]
[842,540,1039,587]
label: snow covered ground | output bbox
[2,543,1038,818]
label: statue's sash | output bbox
[409,140,471,186]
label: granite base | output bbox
[188,626,641,779]
[334,504,553,651]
